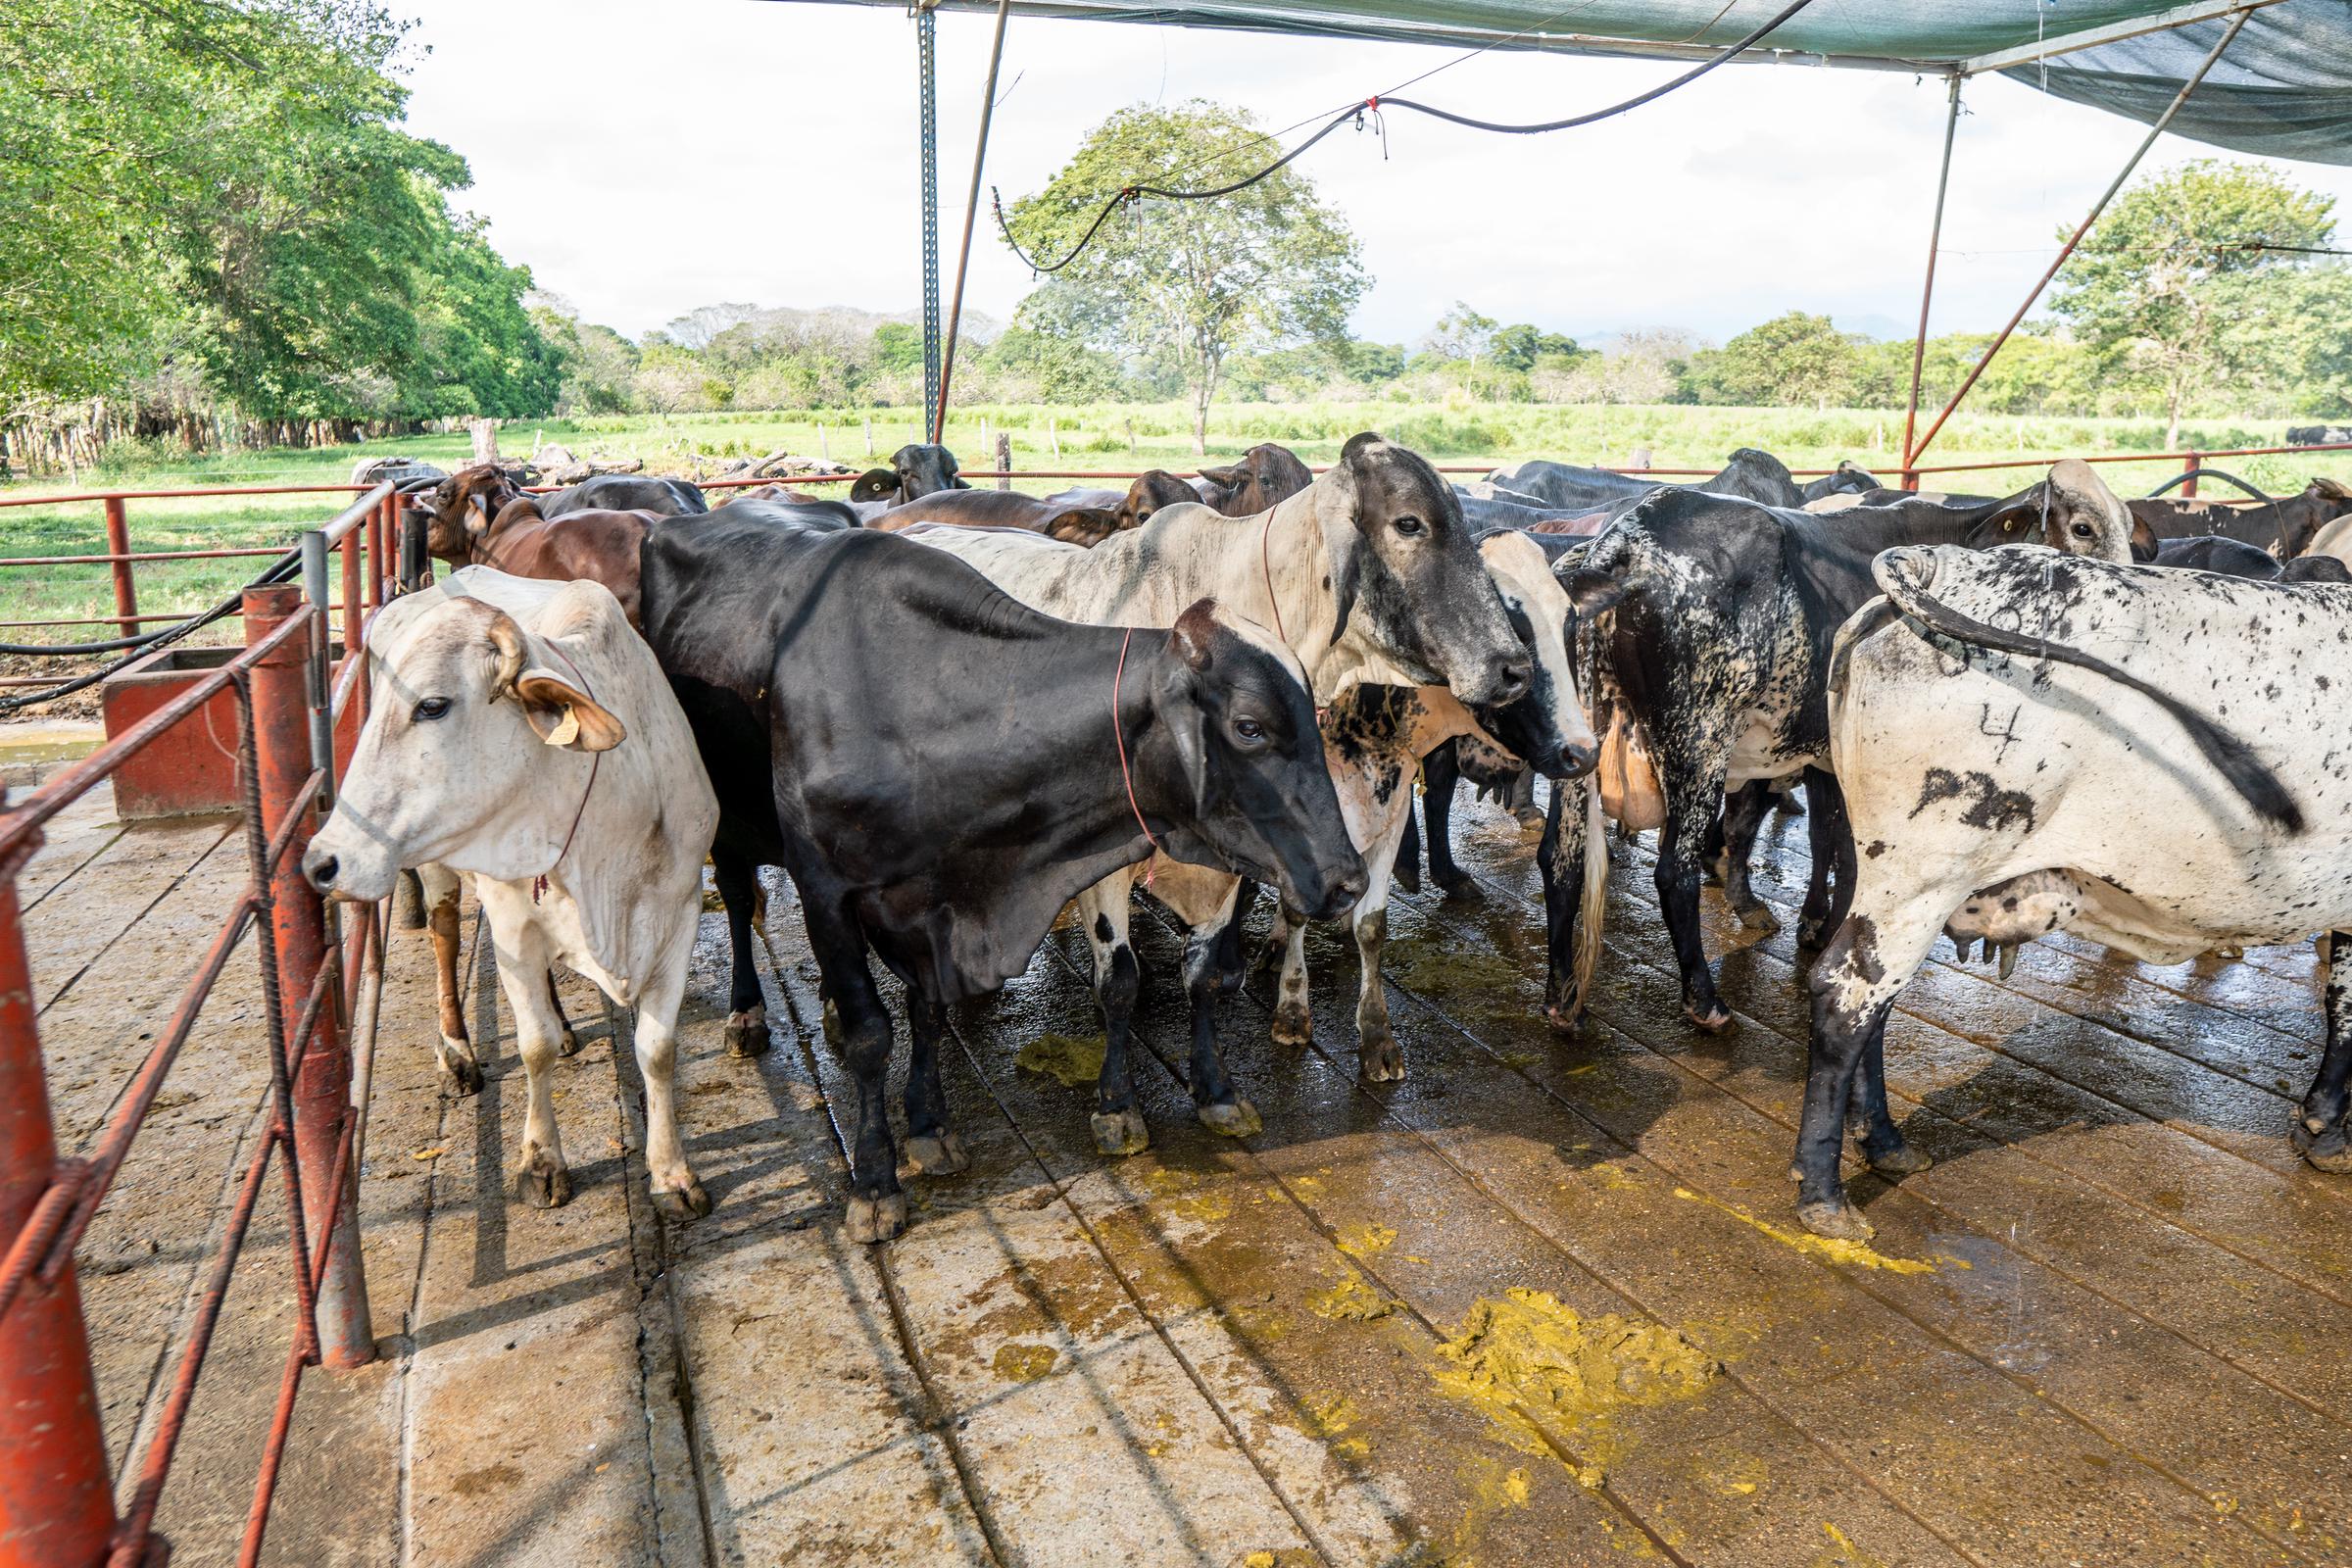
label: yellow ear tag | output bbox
[545,706,581,747]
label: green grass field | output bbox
[5,399,2348,636]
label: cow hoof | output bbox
[1091,1109,1151,1157]
[1702,855,1727,888]
[1862,1137,1934,1176]
[1435,871,1483,903]
[1683,1003,1736,1035]
[654,1180,712,1222]
[1270,1004,1313,1046]
[1514,808,1546,834]
[2210,944,2245,960]
[439,1046,483,1099]
[1197,1099,1262,1139]
[556,1025,582,1059]
[2290,1117,2352,1173]
[1359,1038,1406,1083]
[1795,1200,1873,1243]
[1736,903,1781,934]
[905,1131,971,1176]
[820,997,842,1046]
[1797,919,1831,953]
[510,1152,572,1209]
[1544,1002,1584,1034]
[1394,862,1422,897]
[845,1192,907,1245]
[724,1012,772,1057]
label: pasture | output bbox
[6,400,2348,631]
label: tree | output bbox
[1004,101,1366,452]
[1423,302,1498,363]
[1490,323,1584,372]
[1681,312,1859,408]
[2052,160,2336,448]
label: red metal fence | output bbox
[0,488,390,1568]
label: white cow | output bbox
[1798,543,2350,1241]
[304,567,718,1221]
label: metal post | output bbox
[917,0,942,423]
[244,584,372,1368]
[933,0,1012,444]
[102,497,137,640]
[1900,74,1963,491]
[2181,451,2202,498]
[1905,7,2253,470]
[299,536,338,815]
[368,495,389,611]
[0,850,119,1568]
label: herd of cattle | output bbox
[300,435,2352,1244]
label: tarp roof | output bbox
[838,0,2352,164]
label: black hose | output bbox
[0,547,304,713]
[2142,466,2276,506]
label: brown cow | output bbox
[416,465,655,626]
[1194,443,1314,515]
[2131,476,2352,557]
[1042,469,1201,532]
[861,486,1125,546]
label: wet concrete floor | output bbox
[30,778,2351,1567]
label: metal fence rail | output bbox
[0,487,393,1568]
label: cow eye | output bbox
[413,696,452,721]
[1395,515,1426,538]
[1232,716,1267,747]
[2071,521,2093,538]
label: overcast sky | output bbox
[391,0,2352,347]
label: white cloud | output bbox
[393,0,2352,344]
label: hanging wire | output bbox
[996,0,1817,274]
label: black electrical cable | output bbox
[995,0,1817,273]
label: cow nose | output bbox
[303,849,339,895]
[1562,741,1599,780]
[1486,653,1532,705]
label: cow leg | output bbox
[1212,881,1255,997]
[1351,808,1413,1082]
[1422,741,1476,899]
[1185,893,1260,1138]
[1657,794,1733,1033]
[2293,931,2352,1173]
[1799,893,1954,1240]
[1844,1022,1932,1178]
[1266,901,1312,1045]
[489,924,572,1210]
[902,991,969,1176]
[1392,796,1422,897]
[1798,766,1857,952]
[420,864,480,1097]
[630,934,710,1221]
[803,902,905,1243]
[1771,776,1806,816]
[712,849,772,1056]
[1718,781,1780,933]
[1077,873,1149,1157]
[1506,768,1543,830]
[394,866,427,930]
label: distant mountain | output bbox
[1836,313,1909,343]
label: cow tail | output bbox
[1571,773,1607,1022]
[1877,562,2304,835]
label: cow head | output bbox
[1152,600,1364,921]
[2274,476,2352,560]
[1121,469,1200,530]
[1041,506,1124,547]
[1470,530,1599,780]
[1318,432,1529,708]
[893,443,967,501]
[1799,460,1883,505]
[416,466,525,563]
[1974,461,2134,563]
[1196,443,1314,516]
[1711,448,1800,507]
[2281,552,2352,584]
[301,587,625,903]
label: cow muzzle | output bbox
[1467,651,1532,708]
[301,838,393,904]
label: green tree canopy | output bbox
[1681,312,1860,409]
[1002,101,1367,452]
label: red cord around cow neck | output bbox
[1112,628,1161,888]
[1259,509,1289,645]
[532,640,601,905]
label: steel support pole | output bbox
[1899,74,1963,490]
[1905,7,2253,470]
[932,0,1012,444]
[917,1,943,422]
[244,584,372,1369]
[0,850,118,1568]
[102,497,137,640]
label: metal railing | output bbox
[0,486,397,1568]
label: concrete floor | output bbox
[27,778,2352,1568]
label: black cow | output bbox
[639,513,1364,1243]
[851,442,969,504]
[2132,478,2352,555]
[1539,464,2137,1032]
[1488,447,1811,512]
[2147,533,2352,583]
[540,473,707,517]
[1796,461,1882,504]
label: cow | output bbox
[302,568,718,1221]
[1540,461,2138,1034]
[862,486,1125,546]
[1044,470,1201,531]
[1193,443,1315,515]
[639,511,1365,1242]
[539,473,707,517]
[2143,533,2352,582]
[1797,461,1883,505]
[2133,478,2352,556]
[2297,513,2352,574]
[850,442,968,504]
[1487,448,1807,512]
[1800,544,2351,1241]
[415,465,657,625]
[911,433,1531,1152]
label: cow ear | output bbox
[1169,599,1218,671]
[2130,517,2161,563]
[1199,465,1245,488]
[1044,507,1121,546]
[1563,570,1626,617]
[850,468,898,503]
[513,670,626,752]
